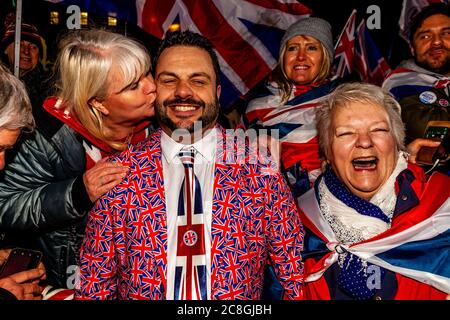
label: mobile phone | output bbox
[0,248,42,279]
[416,121,450,165]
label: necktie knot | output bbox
[179,146,195,168]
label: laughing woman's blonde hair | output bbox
[0,63,34,132]
[55,29,151,150]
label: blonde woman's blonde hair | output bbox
[55,29,151,150]
[272,39,332,105]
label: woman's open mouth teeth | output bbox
[352,157,378,169]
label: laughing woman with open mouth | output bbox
[298,82,450,300]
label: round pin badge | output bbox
[419,91,437,104]
[439,99,449,107]
[183,230,198,246]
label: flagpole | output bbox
[334,9,357,50]
[13,0,22,77]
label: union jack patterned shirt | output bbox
[75,127,304,300]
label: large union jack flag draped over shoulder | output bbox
[332,10,391,86]
[298,179,450,294]
[44,0,311,109]
[399,0,448,44]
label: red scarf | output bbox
[43,96,151,169]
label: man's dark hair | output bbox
[409,3,450,43]
[153,30,221,86]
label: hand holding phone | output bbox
[416,121,450,166]
[0,248,43,279]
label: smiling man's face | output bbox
[155,45,220,139]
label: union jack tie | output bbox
[175,146,207,300]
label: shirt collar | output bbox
[161,127,217,163]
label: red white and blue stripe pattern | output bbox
[245,80,339,181]
[382,62,450,101]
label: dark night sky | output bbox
[303,0,409,67]
[0,0,410,68]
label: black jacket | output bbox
[0,109,92,288]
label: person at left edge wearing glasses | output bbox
[0,29,156,288]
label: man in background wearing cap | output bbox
[1,13,51,112]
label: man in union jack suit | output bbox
[75,31,304,300]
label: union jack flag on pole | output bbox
[332,10,391,86]
[332,9,357,79]
[354,19,392,86]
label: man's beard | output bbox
[416,50,450,75]
[156,97,219,134]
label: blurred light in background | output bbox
[80,11,88,26]
[169,23,180,32]
[49,11,59,25]
[108,16,117,26]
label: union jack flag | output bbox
[382,64,450,101]
[45,0,311,109]
[332,9,357,79]
[354,20,392,86]
[332,11,391,86]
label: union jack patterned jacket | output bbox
[75,127,304,300]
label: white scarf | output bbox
[319,152,408,245]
